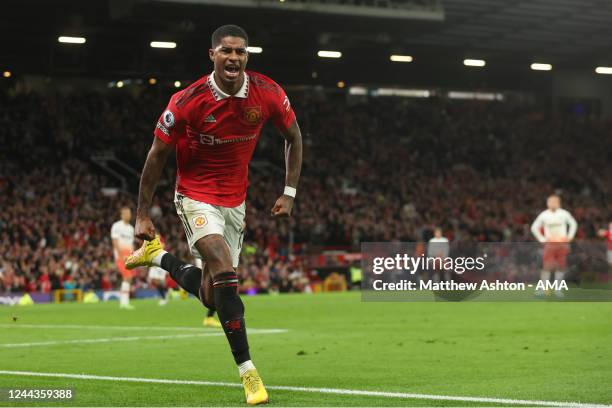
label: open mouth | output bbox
[224,65,240,79]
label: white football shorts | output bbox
[174,192,245,268]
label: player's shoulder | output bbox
[247,70,285,96]
[110,220,121,232]
[170,75,212,110]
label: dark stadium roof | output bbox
[2,0,612,89]
[414,0,612,61]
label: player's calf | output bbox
[212,271,251,364]
[159,253,202,299]
[212,270,266,404]
[196,234,262,395]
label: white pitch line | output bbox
[0,329,286,348]
[0,323,284,332]
[0,323,209,331]
[0,370,608,408]
[0,333,223,348]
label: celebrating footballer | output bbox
[125,24,302,405]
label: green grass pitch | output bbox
[0,292,611,406]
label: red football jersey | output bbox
[154,71,296,207]
[604,230,612,251]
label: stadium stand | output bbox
[0,86,610,293]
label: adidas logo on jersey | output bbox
[205,114,216,123]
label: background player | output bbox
[128,24,302,405]
[597,222,612,269]
[146,234,171,306]
[530,194,577,297]
[148,265,169,305]
[427,227,450,282]
[111,206,135,309]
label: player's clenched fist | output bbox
[135,216,156,241]
[271,195,294,217]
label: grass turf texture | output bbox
[0,292,611,407]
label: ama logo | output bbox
[536,280,568,290]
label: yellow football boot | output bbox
[125,235,164,269]
[241,369,268,405]
[203,316,222,328]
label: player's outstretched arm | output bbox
[135,137,174,240]
[271,120,303,217]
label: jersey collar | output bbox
[208,71,249,101]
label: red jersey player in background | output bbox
[598,222,612,269]
[125,25,302,405]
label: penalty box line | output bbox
[0,329,287,348]
[0,370,609,408]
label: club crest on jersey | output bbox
[243,106,262,125]
[193,215,207,228]
[163,110,175,128]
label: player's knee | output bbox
[195,235,232,274]
[212,271,243,313]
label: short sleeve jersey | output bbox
[110,221,135,251]
[154,71,296,207]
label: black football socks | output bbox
[160,253,201,298]
[213,271,251,365]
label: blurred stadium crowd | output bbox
[0,84,610,293]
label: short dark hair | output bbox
[211,25,248,48]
